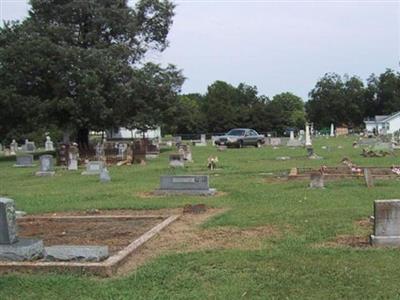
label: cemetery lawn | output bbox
[1,136,400,299]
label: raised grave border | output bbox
[0,214,179,277]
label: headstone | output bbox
[23,139,36,152]
[0,143,2,152]
[309,172,324,188]
[289,131,294,140]
[173,136,182,146]
[270,138,282,146]
[155,175,216,196]
[100,168,111,183]
[4,149,11,156]
[0,198,18,244]
[44,245,109,262]
[364,168,374,188]
[305,123,312,146]
[10,139,18,155]
[68,144,79,170]
[45,136,54,151]
[14,154,35,167]
[36,155,55,176]
[211,136,219,146]
[306,147,314,157]
[81,161,104,175]
[194,134,207,146]
[169,154,184,168]
[117,143,127,160]
[95,143,105,161]
[0,198,44,261]
[370,200,400,246]
[330,123,335,137]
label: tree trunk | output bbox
[77,128,89,150]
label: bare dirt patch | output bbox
[116,208,280,276]
[315,218,372,249]
[18,217,164,255]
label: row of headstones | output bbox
[14,155,110,182]
[1,137,55,155]
[309,168,375,189]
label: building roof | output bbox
[364,112,400,124]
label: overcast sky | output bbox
[1,0,399,100]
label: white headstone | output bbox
[330,123,335,137]
[305,123,312,146]
[45,136,54,151]
[289,131,294,140]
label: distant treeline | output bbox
[165,69,400,135]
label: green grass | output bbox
[1,136,400,299]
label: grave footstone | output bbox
[36,155,55,176]
[0,198,44,261]
[81,161,104,175]
[364,168,374,188]
[309,172,324,188]
[370,200,400,246]
[155,175,216,196]
[14,154,35,167]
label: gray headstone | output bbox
[25,141,36,152]
[155,175,216,196]
[309,173,324,189]
[15,154,34,167]
[364,168,374,188]
[371,200,400,246]
[36,155,55,176]
[81,161,104,175]
[100,168,111,183]
[270,138,281,146]
[0,198,18,244]
[44,245,109,262]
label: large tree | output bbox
[0,0,178,146]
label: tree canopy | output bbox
[0,0,182,145]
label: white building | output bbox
[364,112,400,134]
[106,127,161,140]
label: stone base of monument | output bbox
[370,235,400,247]
[0,239,44,261]
[154,188,216,196]
[14,164,36,168]
[35,171,56,177]
[44,245,109,262]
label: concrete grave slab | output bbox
[45,245,109,262]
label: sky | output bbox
[0,0,399,100]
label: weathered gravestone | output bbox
[23,140,36,152]
[364,168,374,188]
[270,138,282,146]
[14,154,35,167]
[0,198,44,261]
[81,161,104,175]
[68,144,79,170]
[370,200,400,246]
[169,154,184,168]
[45,136,54,151]
[9,140,18,155]
[100,168,111,183]
[309,172,324,189]
[36,155,55,176]
[154,175,216,196]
